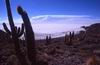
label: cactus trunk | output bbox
[23,12,36,65]
[14,37,30,65]
[17,6,36,65]
[5,0,15,33]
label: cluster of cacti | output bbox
[3,0,48,65]
[3,0,29,65]
[45,35,51,45]
[69,31,74,44]
[64,31,74,45]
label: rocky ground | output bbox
[0,23,100,65]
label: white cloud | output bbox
[0,15,100,33]
[30,15,100,24]
[30,15,100,33]
[32,23,83,33]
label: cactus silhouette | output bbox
[64,34,67,44]
[3,0,29,65]
[17,6,36,65]
[3,0,48,65]
[65,31,74,45]
[68,31,74,45]
[45,35,51,45]
[46,36,49,44]
[49,35,52,41]
[17,6,48,65]
[69,31,74,45]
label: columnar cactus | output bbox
[45,35,51,45]
[64,34,67,44]
[68,31,74,45]
[3,0,29,65]
[49,35,52,41]
[17,6,48,65]
[65,31,74,45]
[17,6,36,65]
[46,36,49,44]
[4,0,48,65]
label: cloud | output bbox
[32,23,83,33]
[30,15,100,25]
[0,15,100,33]
[25,15,100,33]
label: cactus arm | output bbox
[3,23,11,35]
[18,23,24,37]
[5,0,15,32]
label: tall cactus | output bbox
[5,0,15,32]
[3,0,29,65]
[17,6,36,65]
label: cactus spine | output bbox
[17,6,36,65]
[3,0,29,65]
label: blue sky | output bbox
[0,0,100,33]
[0,0,100,18]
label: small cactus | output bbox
[46,36,49,44]
[64,34,68,44]
[65,31,74,45]
[49,35,52,41]
[45,35,51,45]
